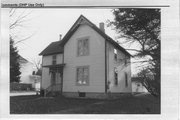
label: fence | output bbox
[10,82,32,91]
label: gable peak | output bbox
[77,15,90,25]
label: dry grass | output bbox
[10,93,160,114]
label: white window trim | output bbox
[76,66,90,86]
[77,36,90,57]
[52,55,57,65]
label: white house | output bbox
[39,15,132,98]
[19,55,41,90]
[131,77,148,93]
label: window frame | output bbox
[124,56,128,65]
[114,67,118,86]
[52,55,57,65]
[76,66,89,86]
[114,48,117,62]
[77,37,90,57]
[125,72,128,87]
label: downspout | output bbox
[105,40,107,93]
[40,56,43,94]
[61,49,64,94]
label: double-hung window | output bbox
[125,56,127,65]
[76,66,89,85]
[77,38,89,56]
[114,67,118,85]
[125,72,128,87]
[114,49,117,62]
[52,55,56,65]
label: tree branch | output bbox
[14,32,36,45]
[126,49,142,53]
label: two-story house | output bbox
[39,15,132,98]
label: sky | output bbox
[10,8,139,75]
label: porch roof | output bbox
[39,41,63,56]
[43,63,65,68]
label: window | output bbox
[79,92,86,97]
[125,56,127,65]
[125,72,128,87]
[52,55,56,65]
[76,66,89,85]
[77,39,89,56]
[114,49,117,61]
[114,67,118,85]
[51,72,56,85]
[137,83,140,87]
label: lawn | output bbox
[10,93,160,114]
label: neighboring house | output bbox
[131,77,148,93]
[19,55,41,90]
[39,15,132,98]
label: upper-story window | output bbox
[114,67,118,86]
[114,48,117,61]
[77,38,89,56]
[125,72,128,87]
[52,55,57,65]
[125,56,128,65]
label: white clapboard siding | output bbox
[42,54,63,66]
[41,54,63,89]
[41,67,51,89]
[63,24,105,93]
[106,42,132,93]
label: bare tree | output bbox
[32,57,42,76]
[10,8,34,45]
[108,8,160,96]
[10,9,35,82]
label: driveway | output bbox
[10,91,37,96]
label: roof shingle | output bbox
[39,41,63,56]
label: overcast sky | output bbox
[10,8,139,75]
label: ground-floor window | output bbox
[125,72,128,87]
[76,66,89,85]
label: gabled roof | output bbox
[60,15,131,56]
[39,15,131,56]
[39,41,63,56]
[18,55,28,63]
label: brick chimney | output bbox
[59,34,62,41]
[99,22,105,33]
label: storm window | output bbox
[114,67,118,85]
[125,72,128,87]
[125,56,127,65]
[76,66,89,85]
[77,39,89,56]
[114,49,117,61]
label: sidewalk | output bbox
[10,91,37,96]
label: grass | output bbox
[10,93,160,114]
[10,95,101,114]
